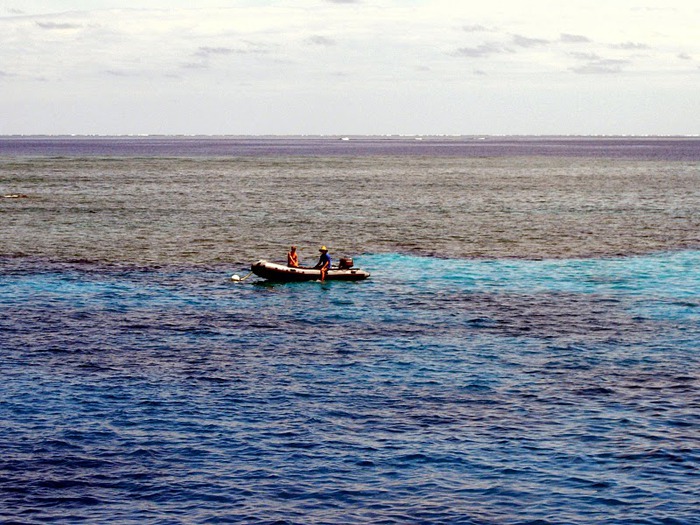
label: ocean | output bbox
[1,136,699,524]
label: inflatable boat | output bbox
[251,258,370,282]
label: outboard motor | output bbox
[338,257,353,270]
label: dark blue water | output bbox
[2,135,700,160]
[1,137,699,523]
[1,252,699,524]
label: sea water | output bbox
[1,136,699,524]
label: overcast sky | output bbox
[1,0,698,135]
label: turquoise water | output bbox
[1,251,698,524]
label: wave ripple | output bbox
[1,252,699,523]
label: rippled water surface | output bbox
[1,137,699,524]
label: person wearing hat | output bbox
[314,245,331,281]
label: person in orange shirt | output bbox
[287,245,299,267]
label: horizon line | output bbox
[1,133,699,139]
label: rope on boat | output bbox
[230,271,254,282]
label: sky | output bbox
[1,0,698,135]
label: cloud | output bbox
[463,25,493,33]
[569,50,631,75]
[36,21,82,30]
[182,42,272,73]
[307,35,337,46]
[569,52,602,61]
[560,33,591,43]
[610,42,650,50]
[195,44,268,57]
[2,2,699,135]
[196,46,235,57]
[181,62,209,70]
[571,58,629,74]
[104,69,140,77]
[453,34,549,61]
[453,42,511,58]
[511,34,549,48]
